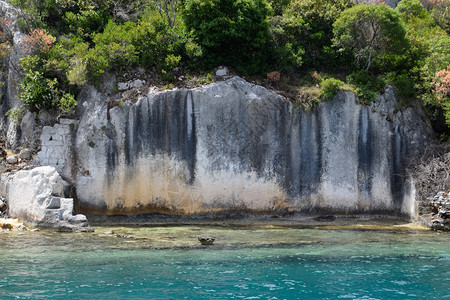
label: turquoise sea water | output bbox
[0,225,449,299]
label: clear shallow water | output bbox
[0,226,449,299]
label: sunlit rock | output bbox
[35,77,433,220]
[1,166,90,230]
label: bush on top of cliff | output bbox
[183,0,273,74]
[18,29,76,113]
[333,4,409,72]
[270,0,354,71]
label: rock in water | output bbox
[198,236,215,245]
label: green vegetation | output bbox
[183,0,273,74]
[2,0,449,131]
[271,0,354,70]
[320,78,345,100]
[333,4,409,72]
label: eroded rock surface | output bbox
[35,77,433,219]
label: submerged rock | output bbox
[315,215,337,222]
[0,218,23,230]
[198,236,215,245]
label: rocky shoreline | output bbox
[0,139,447,232]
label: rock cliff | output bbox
[34,77,433,219]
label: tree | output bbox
[332,4,409,71]
[183,0,272,73]
[396,0,429,18]
[151,0,180,27]
[430,0,450,35]
[271,0,353,69]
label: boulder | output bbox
[6,156,17,164]
[118,82,129,91]
[19,148,32,160]
[131,79,144,88]
[117,79,144,91]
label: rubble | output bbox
[429,191,450,231]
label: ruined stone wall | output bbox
[36,119,77,179]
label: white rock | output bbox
[6,156,18,164]
[5,166,89,228]
[118,82,129,91]
[216,67,228,77]
[59,118,77,125]
[131,79,143,88]
[69,214,88,224]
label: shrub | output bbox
[431,0,450,35]
[91,21,137,70]
[59,93,77,114]
[347,70,386,102]
[19,71,59,111]
[63,9,110,38]
[431,66,450,121]
[21,28,55,54]
[320,78,344,100]
[5,107,26,122]
[390,73,416,98]
[0,18,13,71]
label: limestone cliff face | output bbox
[37,77,433,218]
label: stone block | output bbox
[51,134,62,142]
[5,166,89,229]
[59,118,77,125]
[42,209,62,223]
